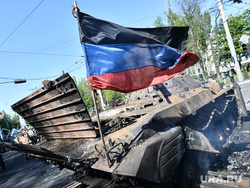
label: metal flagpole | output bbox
[92,90,111,167]
[73,1,110,167]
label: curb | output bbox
[239,79,250,85]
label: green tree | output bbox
[153,0,186,27]
[0,112,20,129]
[153,0,223,80]
[217,9,250,63]
[166,1,186,27]
[153,16,166,27]
[75,77,129,112]
[102,90,127,108]
[198,9,222,79]
[12,114,21,129]
[75,78,95,112]
[173,0,210,80]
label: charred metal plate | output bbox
[1,142,70,162]
[12,73,96,139]
[183,127,219,153]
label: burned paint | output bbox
[11,73,96,139]
[1,73,246,185]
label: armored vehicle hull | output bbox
[1,73,246,186]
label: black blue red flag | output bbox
[76,12,199,93]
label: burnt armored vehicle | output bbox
[1,4,248,187]
[1,73,247,187]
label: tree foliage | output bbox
[102,90,128,108]
[167,2,186,27]
[75,78,128,112]
[75,78,94,111]
[154,0,213,80]
[0,112,21,130]
[217,9,250,63]
[153,0,250,79]
[153,16,166,27]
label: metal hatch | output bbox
[11,73,96,139]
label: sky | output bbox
[0,0,248,123]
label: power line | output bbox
[0,50,82,57]
[0,79,26,85]
[0,38,80,62]
[25,63,85,92]
[10,38,78,53]
[205,0,243,13]
[0,58,85,82]
[0,77,22,80]
[22,61,84,81]
[0,0,45,48]
[124,13,164,26]
[205,0,248,15]
[26,74,62,81]
[63,58,85,72]
[224,2,245,10]
[226,6,250,20]
[68,64,84,74]
[26,66,83,81]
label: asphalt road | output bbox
[240,80,250,110]
[0,151,74,188]
[1,81,250,188]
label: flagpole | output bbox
[92,90,111,167]
[72,1,111,167]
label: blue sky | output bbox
[0,0,248,120]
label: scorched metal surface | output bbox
[1,73,246,186]
[11,73,96,139]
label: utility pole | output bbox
[217,0,244,82]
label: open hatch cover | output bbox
[11,73,96,140]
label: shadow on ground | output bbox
[0,150,74,188]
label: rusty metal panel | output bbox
[12,73,96,139]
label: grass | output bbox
[213,69,250,84]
